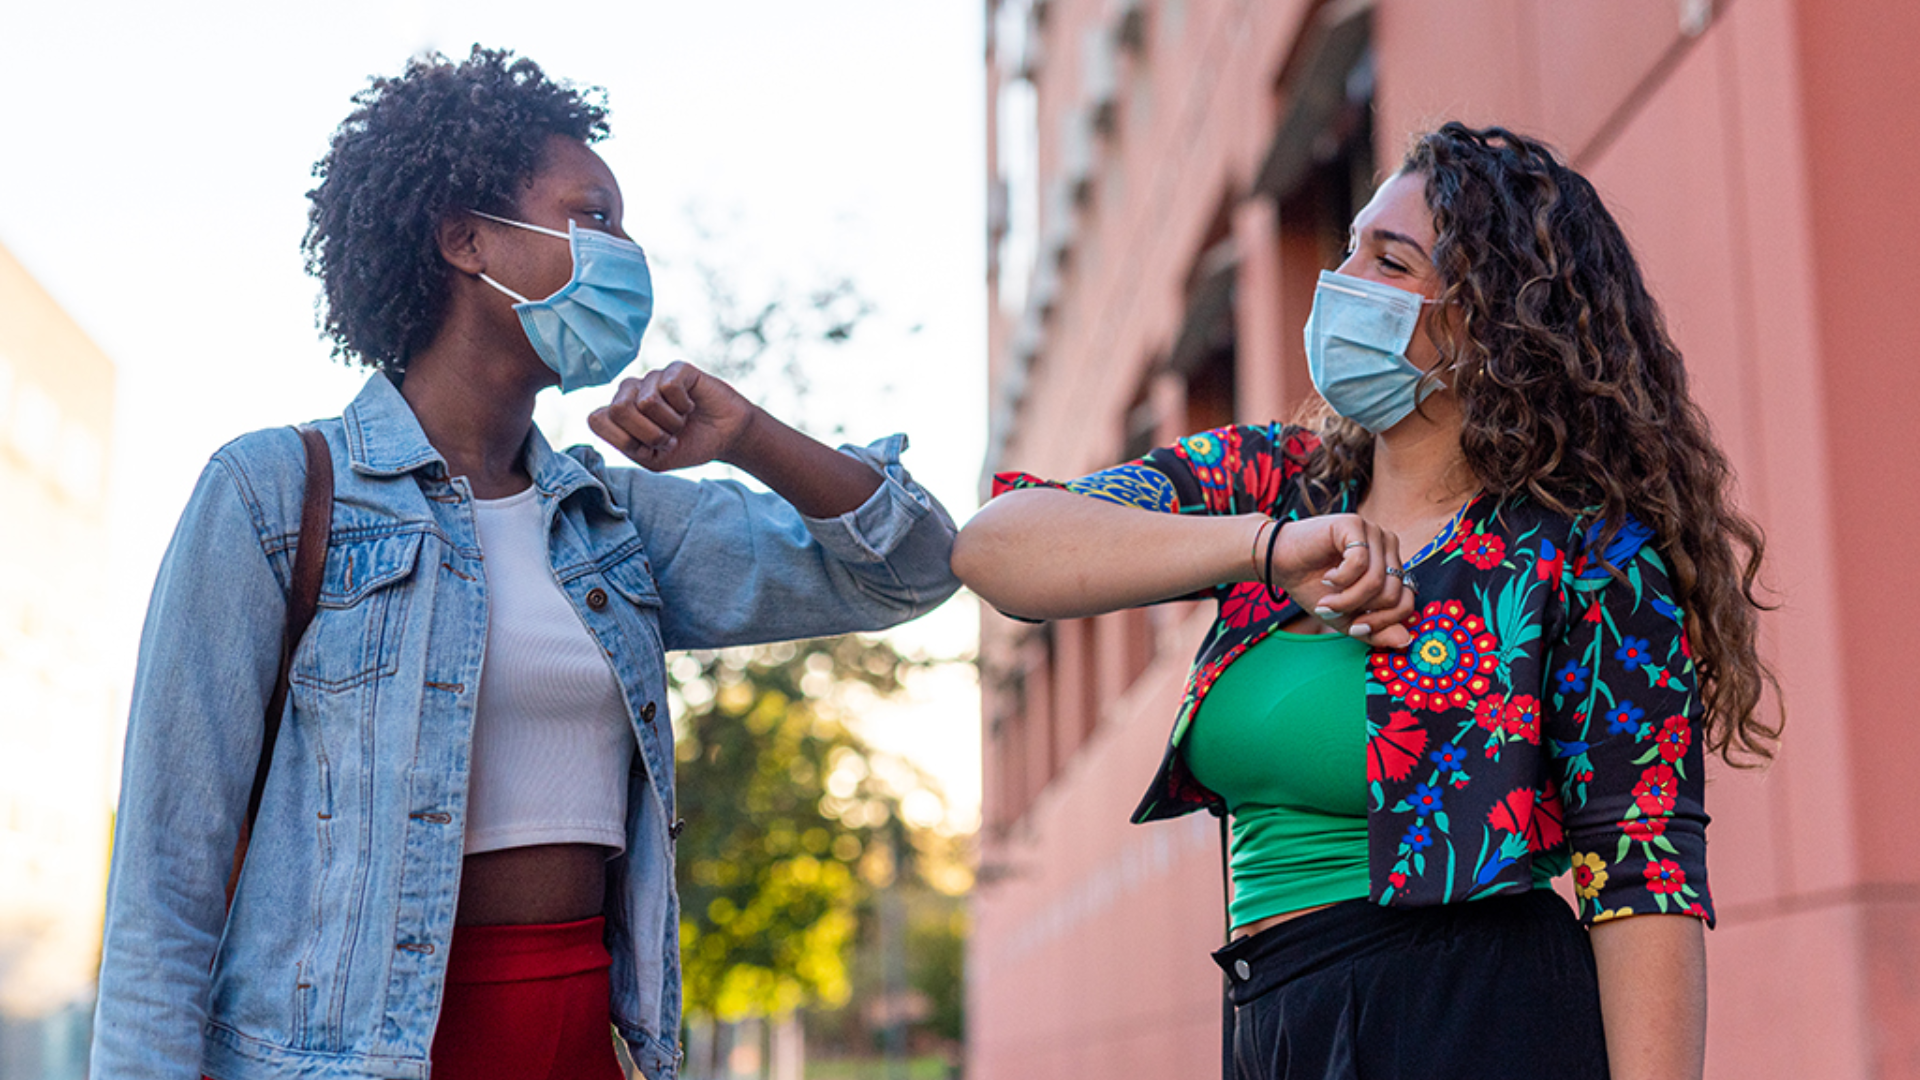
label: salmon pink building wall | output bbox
[974,1,1920,1076]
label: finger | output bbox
[590,402,674,457]
[1357,541,1422,646]
[1319,522,1373,591]
[1360,531,1407,613]
[609,369,687,445]
[634,389,690,440]
[1324,522,1391,615]
[1363,622,1416,649]
[655,361,700,414]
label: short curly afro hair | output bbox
[303,46,609,372]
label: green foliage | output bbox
[672,636,924,1022]
[906,897,966,1046]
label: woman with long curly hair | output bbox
[955,122,1777,1080]
[91,47,958,1080]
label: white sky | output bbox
[0,1,988,828]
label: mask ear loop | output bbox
[477,273,531,305]
[1413,293,1456,396]
[467,209,570,304]
[470,209,572,241]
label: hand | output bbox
[1266,514,1418,648]
[588,361,759,473]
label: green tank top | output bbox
[1187,628,1553,929]
[1184,629,1373,928]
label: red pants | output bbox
[428,916,626,1080]
[204,917,624,1080]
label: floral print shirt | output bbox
[992,423,1713,926]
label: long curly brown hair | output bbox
[1303,122,1780,764]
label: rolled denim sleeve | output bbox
[620,433,959,651]
[93,447,288,1078]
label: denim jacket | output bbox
[93,373,960,1080]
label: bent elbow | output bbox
[950,518,1010,600]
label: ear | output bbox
[436,212,487,275]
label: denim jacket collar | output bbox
[341,373,623,518]
[341,373,445,478]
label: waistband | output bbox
[445,915,611,985]
[1211,891,1577,1004]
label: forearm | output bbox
[1590,914,1707,1080]
[721,406,882,518]
[953,487,1266,619]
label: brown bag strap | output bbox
[228,426,333,905]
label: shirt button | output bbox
[1234,959,1251,981]
[586,587,609,610]
[640,701,657,723]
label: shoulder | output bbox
[205,421,345,539]
[1465,494,1663,568]
[211,424,307,473]
[1150,423,1319,515]
[1158,422,1316,466]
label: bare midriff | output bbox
[1233,902,1338,940]
[456,843,613,926]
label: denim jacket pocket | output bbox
[601,551,663,611]
[291,529,427,692]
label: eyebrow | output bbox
[1367,227,1431,262]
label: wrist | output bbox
[1246,517,1274,584]
[715,403,774,473]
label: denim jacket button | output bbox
[1234,959,1251,981]
[587,587,609,610]
[640,701,657,723]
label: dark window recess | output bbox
[1171,224,1240,434]
[1121,380,1160,462]
[1184,347,1237,436]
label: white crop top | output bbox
[464,485,635,856]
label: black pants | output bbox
[1212,891,1609,1080]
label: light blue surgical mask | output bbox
[473,211,654,392]
[1303,270,1444,433]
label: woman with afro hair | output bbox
[957,124,1780,1080]
[93,47,959,1080]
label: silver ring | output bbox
[1385,565,1406,578]
[1343,540,1369,550]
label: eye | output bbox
[1378,255,1408,274]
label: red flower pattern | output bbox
[1460,531,1507,570]
[1656,715,1691,763]
[1367,710,1430,784]
[1633,764,1679,818]
[1369,600,1501,712]
[1474,694,1507,733]
[1528,784,1566,851]
[1622,816,1667,842]
[1644,859,1686,895]
[1502,695,1542,744]
[1219,582,1280,629]
[1488,788,1534,835]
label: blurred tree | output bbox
[672,636,932,1023]
[648,240,964,1078]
